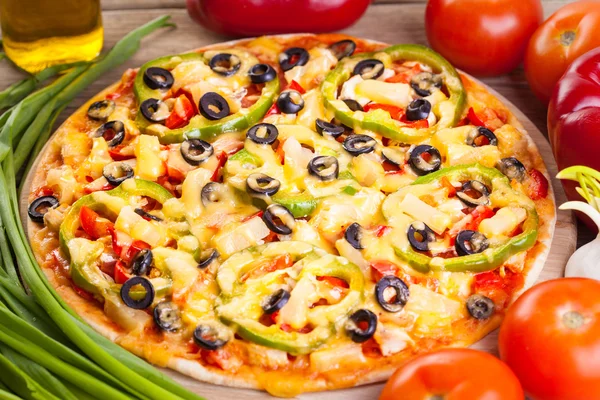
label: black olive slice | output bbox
[381,147,405,166]
[410,71,443,97]
[276,90,304,114]
[307,156,339,181]
[343,99,364,112]
[315,118,345,138]
[466,126,498,147]
[455,230,489,256]
[199,92,230,120]
[140,98,170,123]
[343,134,376,156]
[353,59,385,80]
[209,53,241,77]
[246,173,281,197]
[261,288,291,314]
[466,294,495,320]
[143,67,174,90]
[120,277,155,310]
[87,99,116,121]
[279,47,310,72]
[180,139,214,166]
[134,208,163,222]
[201,182,227,206]
[194,325,229,350]
[95,120,125,147]
[262,204,296,235]
[248,63,277,84]
[198,249,219,269]
[28,195,59,223]
[457,180,490,207]
[102,162,134,186]
[153,301,182,332]
[346,309,377,343]
[344,222,364,250]
[375,276,410,313]
[329,39,356,60]
[406,99,432,121]
[408,145,441,176]
[131,249,153,276]
[496,157,526,182]
[247,123,279,145]
[407,221,435,252]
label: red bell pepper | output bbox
[548,47,600,231]
[186,0,371,37]
[165,95,195,129]
[80,206,114,240]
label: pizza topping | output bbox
[28,195,59,223]
[131,249,153,276]
[375,276,410,313]
[102,162,134,186]
[153,301,182,332]
[496,157,526,182]
[343,134,376,156]
[307,155,339,181]
[407,221,435,252]
[208,53,242,77]
[199,92,230,120]
[247,123,279,145]
[94,120,125,147]
[406,98,431,121]
[343,98,363,112]
[120,276,155,309]
[344,222,364,250]
[193,324,229,351]
[353,59,385,80]
[143,66,174,90]
[466,293,495,320]
[315,118,344,138]
[134,208,162,222]
[276,90,305,114]
[346,309,378,343]
[180,139,213,165]
[139,98,170,123]
[201,182,228,206]
[246,173,280,197]
[410,71,443,97]
[87,99,116,121]
[381,147,406,167]
[467,126,498,147]
[262,204,296,235]
[456,180,490,207]
[261,288,291,314]
[197,248,220,269]
[329,39,356,60]
[248,63,277,84]
[455,230,489,256]
[279,47,310,72]
[409,144,442,176]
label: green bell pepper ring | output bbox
[59,179,174,296]
[321,44,466,144]
[134,52,280,144]
[216,242,364,355]
[384,164,538,273]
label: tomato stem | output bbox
[560,30,576,47]
[562,310,585,329]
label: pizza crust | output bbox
[25,34,556,395]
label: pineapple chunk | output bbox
[77,137,114,180]
[46,166,78,204]
[181,168,213,220]
[213,217,270,257]
[61,130,92,168]
[355,80,412,108]
[310,343,367,372]
[405,285,463,334]
[115,206,167,247]
[134,135,166,181]
[351,153,384,187]
[478,207,527,238]
[399,193,451,234]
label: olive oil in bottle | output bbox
[0,0,103,73]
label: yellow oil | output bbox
[0,0,103,73]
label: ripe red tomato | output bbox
[379,348,524,400]
[425,0,543,76]
[525,1,600,104]
[499,278,600,400]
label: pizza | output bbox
[26,34,555,396]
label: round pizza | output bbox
[26,34,556,396]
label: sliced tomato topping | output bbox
[113,260,130,284]
[363,103,405,121]
[467,107,486,127]
[241,254,294,282]
[465,206,495,231]
[210,152,228,182]
[472,268,524,308]
[374,225,392,237]
[370,261,400,283]
[123,240,151,264]
[441,176,457,197]
[73,285,94,301]
[275,140,286,164]
[34,186,55,197]
[385,64,422,84]
[80,206,114,240]
[526,169,549,200]
[467,107,506,131]
[108,144,135,161]
[106,69,137,100]
[266,102,281,116]
[287,80,306,94]
[316,276,349,289]
[165,95,195,129]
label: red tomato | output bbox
[525,169,549,200]
[186,0,371,36]
[113,261,130,284]
[165,95,195,129]
[370,261,400,283]
[380,348,523,400]
[547,46,600,230]
[316,276,349,289]
[79,206,114,240]
[425,0,543,76]
[525,1,600,104]
[363,103,404,121]
[499,278,600,400]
